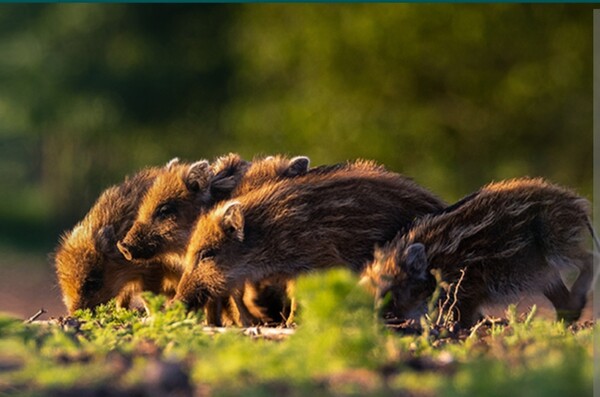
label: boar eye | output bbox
[82,277,103,294]
[82,269,103,294]
[197,248,217,262]
[155,203,177,219]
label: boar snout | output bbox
[117,239,155,261]
[118,223,162,260]
[174,294,198,312]
[174,287,210,313]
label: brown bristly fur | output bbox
[175,161,445,312]
[364,177,594,327]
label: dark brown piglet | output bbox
[363,178,596,327]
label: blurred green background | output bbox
[0,4,593,315]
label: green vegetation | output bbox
[0,270,593,396]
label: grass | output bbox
[0,269,594,397]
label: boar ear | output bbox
[210,176,238,199]
[284,156,310,177]
[166,157,180,170]
[185,160,210,192]
[220,202,244,241]
[402,243,428,280]
[209,159,248,199]
[95,225,117,255]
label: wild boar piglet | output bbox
[54,165,182,314]
[363,178,596,327]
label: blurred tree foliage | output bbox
[0,4,593,251]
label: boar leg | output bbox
[133,268,168,314]
[232,287,261,327]
[564,252,594,321]
[454,299,482,329]
[204,296,241,326]
[248,279,293,325]
[115,282,152,313]
[116,287,134,309]
[222,296,243,326]
[285,281,297,327]
[205,298,224,327]
[545,252,594,323]
[544,279,581,323]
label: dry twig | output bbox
[24,308,46,324]
[444,268,467,327]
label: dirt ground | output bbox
[0,248,596,322]
[0,250,65,320]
